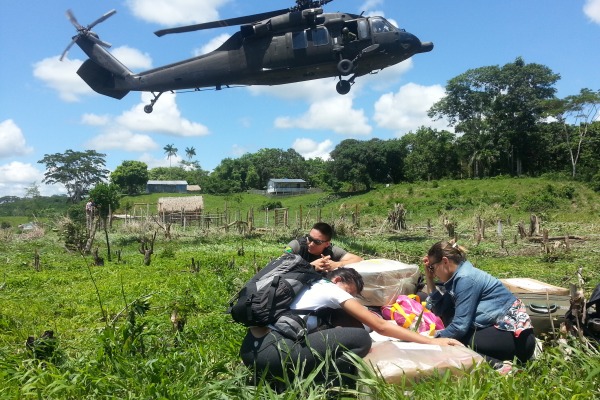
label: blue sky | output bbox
[1,0,599,197]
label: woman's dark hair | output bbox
[427,238,467,265]
[326,267,364,295]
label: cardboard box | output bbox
[350,259,419,306]
[500,278,569,296]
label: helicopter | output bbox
[61,0,433,114]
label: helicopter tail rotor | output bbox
[60,9,116,61]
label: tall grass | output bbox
[1,177,599,398]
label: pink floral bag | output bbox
[381,295,444,336]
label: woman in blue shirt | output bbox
[423,240,536,372]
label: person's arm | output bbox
[341,298,463,346]
[435,277,479,339]
[422,255,438,294]
[285,239,300,254]
[327,246,363,270]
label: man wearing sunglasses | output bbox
[285,222,363,272]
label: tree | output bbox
[163,144,178,167]
[38,150,109,203]
[544,88,600,178]
[110,160,148,195]
[250,148,308,188]
[24,182,41,199]
[185,146,196,161]
[246,165,261,189]
[400,127,459,181]
[148,166,188,181]
[330,139,373,191]
[89,183,120,262]
[429,57,560,176]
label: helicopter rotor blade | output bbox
[88,35,112,49]
[87,9,116,30]
[60,40,76,61]
[154,8,289,37]
[66,9,83,30]
[60,9,115,62]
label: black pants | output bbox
[239,327,372,387]
[461,326,536,366]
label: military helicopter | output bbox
[61,0,433,113]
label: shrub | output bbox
[259,200,283,211]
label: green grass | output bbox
[1,177,599,398]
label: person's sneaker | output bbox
[495,360,514,376]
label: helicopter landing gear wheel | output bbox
[336,80,351,95]
[337,59,354,76]
[144,91,165,114]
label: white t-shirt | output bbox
[290,280,354,330]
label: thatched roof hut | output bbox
[157,196,204,213]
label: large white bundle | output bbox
[349,259,419,306]
[361,339,483,387]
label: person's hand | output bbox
[422,256,436,279]
[432,337,464,346]
[311,256,330,272]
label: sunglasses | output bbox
[427,260,440,272]
[306,235,327,245]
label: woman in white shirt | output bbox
[239,267,462,388]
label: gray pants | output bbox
[239,327,371,387]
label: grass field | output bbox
[0,177,599,398]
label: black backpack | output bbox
[228,253,323,340]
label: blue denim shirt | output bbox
[427,260,516,340]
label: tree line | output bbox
[33,57,600,202]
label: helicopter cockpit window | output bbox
[370,17,394,34]
[292,31,308,49]
[310,27,329,46]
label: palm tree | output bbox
[185,146,196,161]
[163,144,178,167]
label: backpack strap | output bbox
[266,275,281,322]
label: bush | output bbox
[259,200,283,211]
[0,221,10,229]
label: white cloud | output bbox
[86,128,158,152]
[33,56,92,102]
[194,34,231,56]
[373,83,449,135]
[79,93,208,152]
[248,59,414,137]
[111,46,153,70]
[0,162,66,197]
[0,120,33,158]
[248,78,339,103]
[125,0,230,26]
[116,92,210,137]
[292,138,333,160]
[275,96,372,136]
[584,0,600,23]
[138,152,182,168]
[81,114,111,126]
[231,144,248,157]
